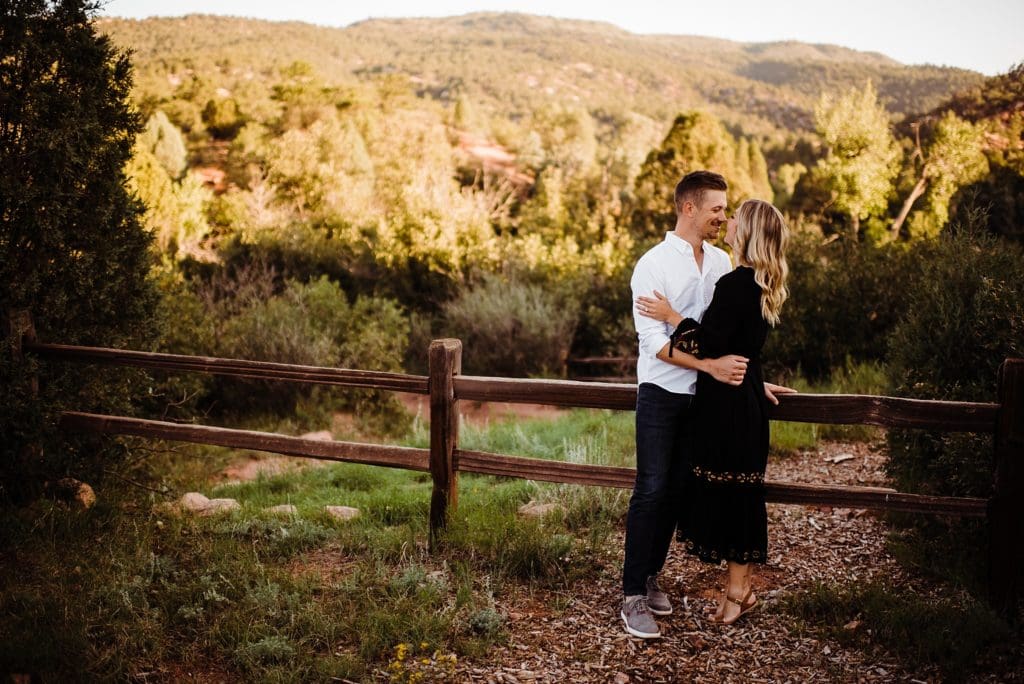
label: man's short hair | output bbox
[674,171,728,214]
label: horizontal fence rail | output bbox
[455,375,998,433]
[25,342,429,394]
[28,342,999,433]
[57,413,990,518]
[453,449,989,517]
[61,412,430,473]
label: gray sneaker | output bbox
[621,594,661,638]
[646,575,672,616]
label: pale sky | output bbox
[100,0,1023,76]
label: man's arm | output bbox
[631,255,747,386]
[654,343,748,386]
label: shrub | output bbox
[208,275,410,428]
[886,219,1024,497]
[765,225,918,380]
[440,274,578,377]
[884,215,1023,602]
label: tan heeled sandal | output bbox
[711,589,758,625]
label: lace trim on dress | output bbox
[678,536,765,564]
[691,465,764,485]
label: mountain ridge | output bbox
[100,12,983,141]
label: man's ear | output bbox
[682,200,696,218]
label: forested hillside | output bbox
[101,12,980,145]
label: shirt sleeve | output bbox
[630,256,672,358]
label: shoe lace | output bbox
[628,595,652,615]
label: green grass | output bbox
[402,406,636,465]
[0,408,634,681]
[780,581,1016,682]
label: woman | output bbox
[636,198,789,625]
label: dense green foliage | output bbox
[886,220,1024,497]
[765,230,918,379]
[440,275,578,377]
[0,0,155,501]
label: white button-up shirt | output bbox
[631,232,733,394]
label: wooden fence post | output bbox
[990,358,1024,620]
[6,309,38,396]
[428,339,461,549]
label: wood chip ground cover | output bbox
[436,442,1020,683]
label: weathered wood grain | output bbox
[429,339,461,543]
[26,342,429,394]
[454,448,987,517]
[60,411,430,472]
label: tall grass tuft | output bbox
[781,581,1012,681]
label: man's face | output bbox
[692,190,728,241]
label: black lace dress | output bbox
[673,266,770,564]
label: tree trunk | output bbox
[890,175,929,240]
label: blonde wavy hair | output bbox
[733,199,789,326]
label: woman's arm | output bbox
[642,282,750,386]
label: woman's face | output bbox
[725,216,739,250]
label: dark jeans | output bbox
[622,382,694,596]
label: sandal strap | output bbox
[724,590,752,607]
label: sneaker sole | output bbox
[649,605,672,616]
[620,610,661,639]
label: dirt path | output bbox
[212,425,1017,681]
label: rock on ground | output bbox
[325,505,360,521]
[518,501,566,518]
[178,492,239,516]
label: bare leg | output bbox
[715,562,756,623]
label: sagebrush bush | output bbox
[765,225,918,380]
[886,221,1024,497]
[201,275,409,427]
[441,274,578,377]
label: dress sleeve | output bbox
[693,274,743,359]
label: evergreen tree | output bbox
[0,0,155,501]
[629,111,770,239]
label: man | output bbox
[621,170,790,639]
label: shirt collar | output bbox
[664,232,707,259]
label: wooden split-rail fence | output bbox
[8,310,1023,618]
